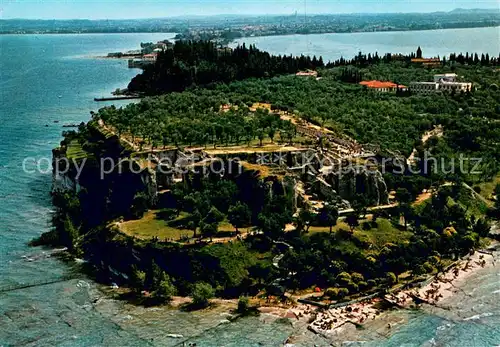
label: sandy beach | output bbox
[98,243,498,345]
[386,247,497,309]
[278,244,499,343]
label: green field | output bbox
[119,211,194,240]
[310,218,412,249]
[355,218,413,248]
[66,140,88,161]
[474,173,500,205]
[119,210,242,241]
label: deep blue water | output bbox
[0,33,175,346]
[0,31,499,347]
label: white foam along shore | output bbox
[99,242,498,345]
[92,245,498,347]
[304,243,499,340]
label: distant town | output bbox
[2,8,499,37]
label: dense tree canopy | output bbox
[128,40,325,94]
[46,48,500,304]
[98,60,500,159]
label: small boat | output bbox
[166,334,183,339]
[53,120,59,123]
[58,95,62,98]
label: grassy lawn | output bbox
[120,210,410,248]
[355,218,413,248]
[309,221,351,234]
[310,218,412,250]
[218,220,238,233]
[119,210,243,241]
[203,142,305,155]
[239,161,289,179]
[474,173,500,204]
[66,140,88,161]
[119,210,194,241]
[120,131,306,154]
[450,195,489,219]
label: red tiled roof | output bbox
[296,70,318,76]
[359,80,406,89]
[411,58,440,63]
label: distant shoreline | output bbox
[2,23,499,36]
[0,31,177,36]
[229,24,500,40]
[90,55,141,59]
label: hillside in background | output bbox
[1,9,499,35]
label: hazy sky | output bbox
[1,0,499,19]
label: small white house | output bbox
[143,53,157,62]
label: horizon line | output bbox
[2,7,499,21]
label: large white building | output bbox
[410,74,472,94]
[433,73,458,83]
[409,82,439,94]
[437,81,472,92]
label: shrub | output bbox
[191,282,215,308]
[325,287,340,299]
[366,256,377,264]
[154,277,177,303]
[352,236,371,249]
[358,281,368,289]
[130,266,146,293]
[351,272,365,283]
[337,228,353,239]
[428,255,441,265]
[386,272,397,285]
[156,208,178,221]
[347,282,359,293]
[336,272,352,287]
[494,183,500,197]
[412,265,426,276]
[337,287,349,299]
[422,262,435,274]
[237,296,250,313]
[131,192,149,219]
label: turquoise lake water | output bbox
[232,26,500,62]
[0,29,499,346]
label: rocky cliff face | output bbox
[52,140,158,219]
[319,166,389,206]
[51,147,80,194]
[182,159,297,213]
